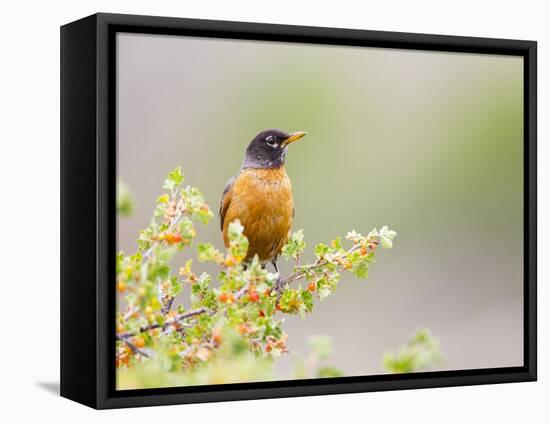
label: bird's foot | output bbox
[274,276,286,303]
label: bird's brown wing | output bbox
[219,175,236,231]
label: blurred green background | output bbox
[116,33,523,378]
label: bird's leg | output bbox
[272,259,285,301]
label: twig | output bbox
[234,242,367,302]
[279,242,367,288]
[118,306,210,339]
[116,334,152,358]
[161,296,174,315]
[235,284,250,300]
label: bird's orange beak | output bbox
[281,131,307,147]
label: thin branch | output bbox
[235,284,250,300]
[235,242,370,302]
[118,306,210,339]
[280,243,363,288]
[161,296,174,315]
[116,334,152,358]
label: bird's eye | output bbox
[266,136,278,148]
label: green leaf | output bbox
[380,237,393,249]
[153,203,166,218]
[316,271,340,300]
[314,243,330,258]
[195,206,213,225]
[168,167,184,185]
[116,252,124,273]
[379,226,397,249]
[382,329,442,373]
[197,243,224,263]
[318,286,331,300]
[227,220,249,261]
[352,257,370,279]
[196,272,212,290]
[117,179,135,217]
[156,246,177,262]
[300,290,314,313]
[170,277,183,296]
[156,194,169,204]
[163,167,185,192]
[308,336,333,360]
[282,229,306,260]
[318,366,343,378]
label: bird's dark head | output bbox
[241,129,307,169]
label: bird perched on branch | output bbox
[219,129,307,274]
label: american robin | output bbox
[219,129,307,274]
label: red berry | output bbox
[164,232,182,245]
[218,292,234,304]
[248,287,260,302]
[212,328,222,346]
[132,337,145,348]
[238,324,251,335]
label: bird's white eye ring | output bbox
[265,136,277,148]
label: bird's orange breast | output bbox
[222,167,294,263]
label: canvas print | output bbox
[115,33,524,390]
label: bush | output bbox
[116,167,439,389]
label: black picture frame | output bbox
[60,12,537,409]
